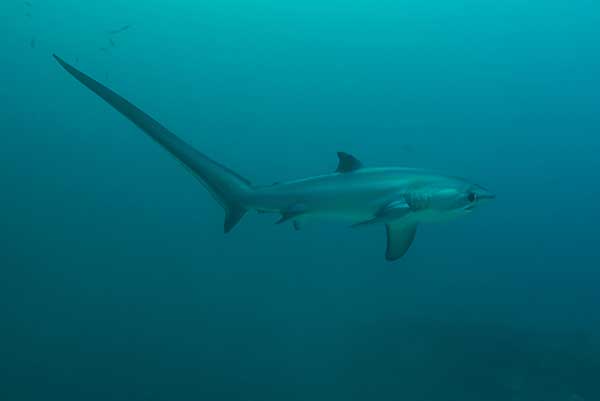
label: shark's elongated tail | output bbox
[53,54,251,232]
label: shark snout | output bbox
[479,191,496,200]
[463,187,495,212]
[473,185,495,201]
[474,188,496,208]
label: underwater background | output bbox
[1,0,599,400]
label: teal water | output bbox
[1,1,599,400]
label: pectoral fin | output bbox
[352,199,411,227]
[385,222,417,261]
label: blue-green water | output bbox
[2,1,599,400]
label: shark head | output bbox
[415,180,495,222]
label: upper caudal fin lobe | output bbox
[53,55,251,232]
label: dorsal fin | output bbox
[335,152,363,173]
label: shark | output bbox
[53,54,494,261]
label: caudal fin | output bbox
[53,54,251,232]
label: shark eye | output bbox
[468,192,477,202]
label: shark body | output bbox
[53,55,494,261]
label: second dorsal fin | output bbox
[335,152,363,173]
